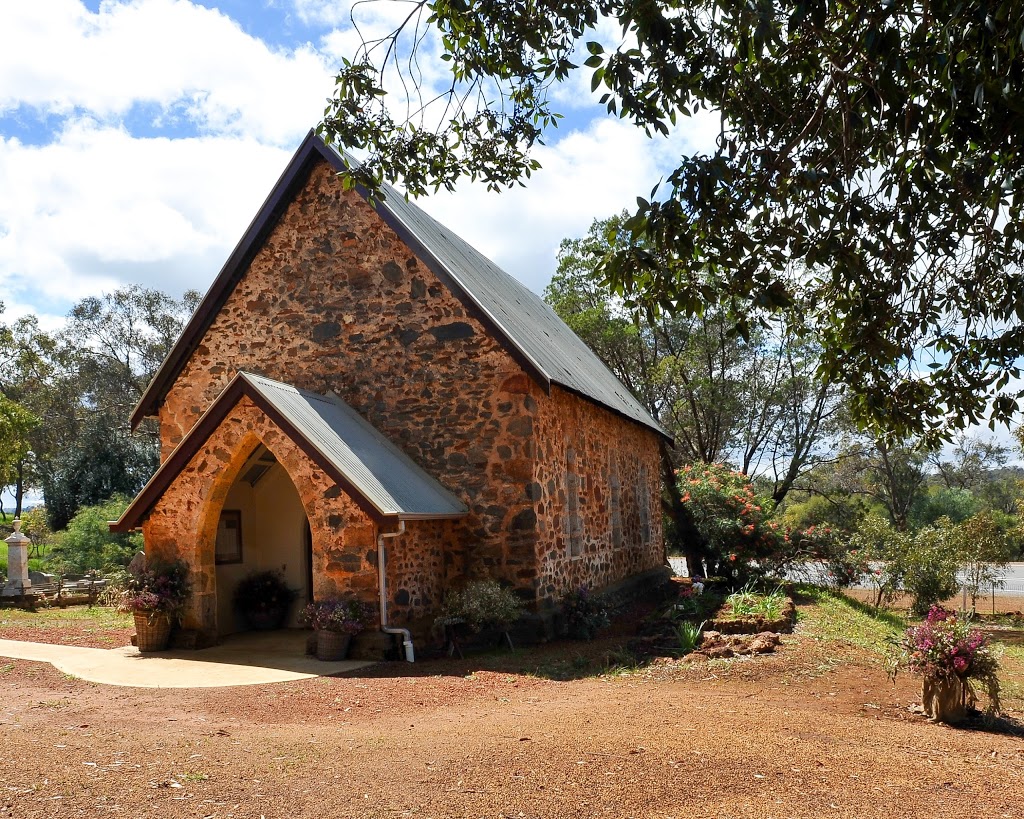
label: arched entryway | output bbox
[213,444,313,635]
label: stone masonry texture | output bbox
[150,157,665,637]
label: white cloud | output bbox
[0,0,334,144]
[0,0,717,333]
[415,112,720,293]
[0,121,290,316]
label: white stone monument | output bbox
[3,519,32,597]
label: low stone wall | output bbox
[513,565,674,644]
[705,599,796,635]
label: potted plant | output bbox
[436,579,524,655]
[887,605,1002,724]
[300,597,374,660]
[118,557,192,652]
[232,570,298,631]
[561,585,610,641]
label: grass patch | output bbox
[794,585,905,656]
[0,605,131,631]
[995,643,1024,712]
[724,585,787,619]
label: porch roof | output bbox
[111,372,468,532]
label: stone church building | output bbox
[112,131,668,652]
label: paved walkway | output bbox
[0,630,373,688]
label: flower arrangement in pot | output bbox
[887,605,1002,724]
[232,570,298,631]
[299,597,375,661]
[117,556,192,652]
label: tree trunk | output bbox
[13,459,24,519]
[922,675,967,724]
[659,442,707,577]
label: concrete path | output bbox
[0,629,373,688]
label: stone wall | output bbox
[158,159,539,589]
[142,396,461,639]
[531,386,665,605]
[150,156,664,623]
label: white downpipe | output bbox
[377,520,414,662]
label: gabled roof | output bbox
[112,372,468,531]
[132,131,667,439]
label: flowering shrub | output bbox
[887,606,1001,715]
[678,463,780,574]
[300,597,374,634]
[823,543,871,589]
[118,558,191,617]
[436,579,524,632]
[561,585,610,640]
[232,570,298,615]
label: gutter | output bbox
[377,520,414,662]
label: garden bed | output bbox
[706,597,796,634]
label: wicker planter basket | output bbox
[134,610,173,652]
[316,630,352,661]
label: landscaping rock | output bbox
[688,630,782,661]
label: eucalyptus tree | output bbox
[547,215,842,571]
[320,0,1024,441]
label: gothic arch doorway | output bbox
[213,444,312,635]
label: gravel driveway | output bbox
[0,623,1021,818]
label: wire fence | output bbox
[844,583,1024,616]
[667,557,1024,615]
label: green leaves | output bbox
[320,0,1024,439]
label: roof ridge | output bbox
[131,131,668,441]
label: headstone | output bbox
[3,520,32,596]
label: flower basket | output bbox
[243,607,289,631]
[316,629,352,661]
[300,597,373,661]
[134,610,173,652]
[887,606,1002,724]
[233,571,298,632]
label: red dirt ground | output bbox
[0,606,1021,818]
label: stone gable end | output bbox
[159,159,543,592]
[146,154,666,627]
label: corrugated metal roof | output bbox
[131,132,667,440]
[364,173,666,437]
[241,373,468,518]
[113,371,467,531]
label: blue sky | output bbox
[0,0,717,332]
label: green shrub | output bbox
[900,520,961,617]
[949,511,1015,608]
[46,495,142,575]
[436,579,524,632]
[562,585,611,640]
[848,514,910,608]
[777,492,872,534]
